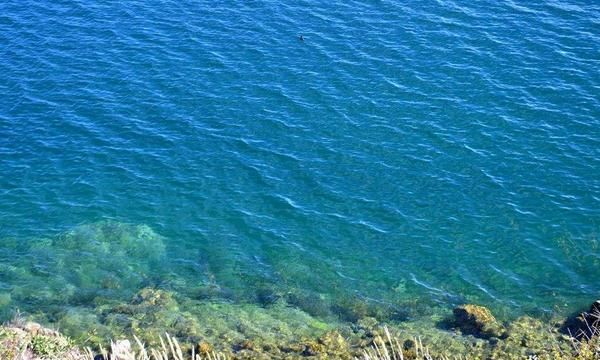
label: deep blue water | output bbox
[0,0,599,334]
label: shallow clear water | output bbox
[0,0,599,337]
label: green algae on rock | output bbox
[1,221,168,317]
[452,304,507,339]
[1,222,597,359]
[2,305,599,360]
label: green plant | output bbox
[30,334,72,358]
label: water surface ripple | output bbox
[0,0,599,325]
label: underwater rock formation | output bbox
[2,307,597,360]
[0,221,186,349]
[489,316,572,359]
[1,222,597,359]
[452,304,506,339]
[0,221,167,315]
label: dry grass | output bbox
[357,326,458,360]
[358,314,600,360]
[81,333,227,360]
[567,310,600,360]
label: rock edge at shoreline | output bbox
[1,297,599,359]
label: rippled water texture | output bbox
[0,0,599,335]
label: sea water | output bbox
[0,0,598,346]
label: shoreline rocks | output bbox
[2,298,598,359]
[0,321,84,360]
[561,299,600,339]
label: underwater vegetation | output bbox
[1,305,599,360]
[1,221,599,359]
[0,221,440,348]
[0,221,167,317]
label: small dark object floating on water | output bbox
[299,34,304,41]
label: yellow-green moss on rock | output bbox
[452,304,506,339]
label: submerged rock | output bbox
[2,221,168,315]
[285,290,331,318]
[561,299,600,339]
[132,288,176,307]
[296,331,351,358]
[488,316,572,359]
[196,340,214,355]
[333,295,409,324]
[319,330,347,349]
[2,309,586,360]
[452,304,506,339]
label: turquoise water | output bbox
[0,0,599,338]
